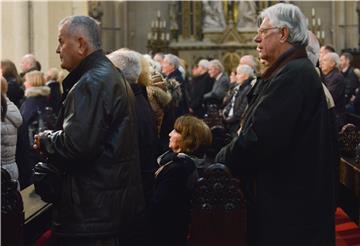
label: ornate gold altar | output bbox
[162,1,276,73]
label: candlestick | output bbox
[317,18,321,26]
[312,8,315,16]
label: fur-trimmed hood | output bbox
[25,86,50,98]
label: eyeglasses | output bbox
[256,26,280,37]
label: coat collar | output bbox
[262,46,308,80]
[61,49,104,101]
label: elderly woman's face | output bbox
[169,129,182,153]
[320,54,335,76]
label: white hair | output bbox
[164,54,180,68]
[107,50,141,84]
[325,52,341,68]
[258,3,309,46]
[236,64,254,78]
[198,59,209,69]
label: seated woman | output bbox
[149,115,212,246]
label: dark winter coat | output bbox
[38,50,145,239]
[341,66,359,102]
[46,80,62,115]
[149,150,202,246]
[130,83,158,206]
[203,73,230,105]
[223,78,252,135]
[216,47,336,246]
[189,72,214,117]
[16,86,51,189]
[323,68,346,129]
[4,75,24,108]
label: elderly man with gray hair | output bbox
[216,3,336,245]
[320,52,346,129]
[203,59,230,106]
[33,16,145,245]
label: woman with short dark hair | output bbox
[149,115,212,246]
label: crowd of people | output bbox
[1,2,359,246]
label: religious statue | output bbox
[202,0,226,31]
[237,1,257,30]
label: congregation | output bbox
[1,2,360,246]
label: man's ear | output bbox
[280,27,290,43]
[77,37,88,56]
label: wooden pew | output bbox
[21,185,52,245]
[188,163,247,246]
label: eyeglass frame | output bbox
[256,26,281,38]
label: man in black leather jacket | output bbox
[34,16,145,246]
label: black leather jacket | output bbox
[39,50,145,238]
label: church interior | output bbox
[1,1,360,245]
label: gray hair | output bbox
[258,3,308,46]
[325,52,341,68]
[306,31,320,66]
[208,59,224,72]
[22,54,37,69]
[107,50,141,84]
[164,54,180,68]
[59,15,101,49]
[237,64,254,78]
[198,59,209,69]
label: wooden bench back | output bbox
[189,163,247,246]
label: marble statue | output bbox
[202,0,226,31]
[237,1,257,30]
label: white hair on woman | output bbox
[325,52,341,68]
[258,3,309,47]
[107,50,141,84]
[236,64,254,78]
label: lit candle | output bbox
[166,33,170,41]
[312,18,316,27]
[161,33,165,40]
[164,20,166,28]
[321,31,325,39]
[317,18,321,26]
[148,32,152,40]
[312,8,315,16]
[317,31,320,38]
